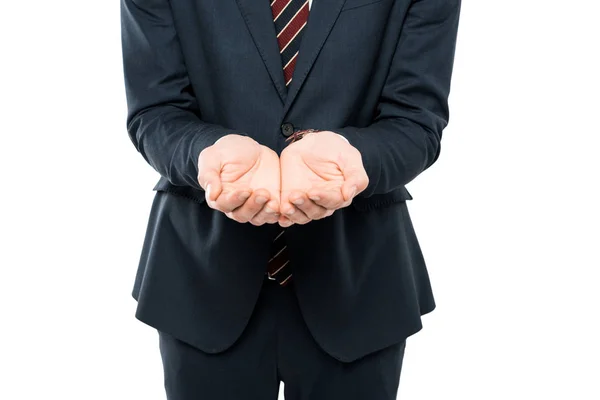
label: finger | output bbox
[286,208,311,225]
[307,188,345,210]
[229,188,271,223]
[250,211,279,226]
[198,148,223,201]
[202,170,223,204]
[278,215,294,228]
[250,198,281,226]
[281,202,310,224]
[213,189,252,213]
[263,197,281,218]
[279,197,297,219]
[290,192,329,220]
[341,169,368,202]
[280,195,311,225]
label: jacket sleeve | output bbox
[120,0,244,190]
[332,0,461,198]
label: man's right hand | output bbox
[197,134,281,226]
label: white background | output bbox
[1,0,599,399]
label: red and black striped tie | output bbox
[266,0,310,285]
[271,0,310,86]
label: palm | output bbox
[280,147,345,198]
[221,145,280,199]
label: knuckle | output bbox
[231,211,251,223]
[309,211,324,220]
[216,200,234,213]
[266,215,279,224]
[318,211,331,219]
[327,201,343,209]
[298,203,313,213]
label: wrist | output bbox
[288,129,350,145]
[286,129,320,143]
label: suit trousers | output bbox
[158,276,406,400]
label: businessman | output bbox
[121,0,460,398]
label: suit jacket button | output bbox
[281,123,294,137]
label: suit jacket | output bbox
[121,0,461,362]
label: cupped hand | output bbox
[278,131,369,227]
[197,134,281,225]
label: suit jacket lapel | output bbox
[235,0,288,103]
[283,0,348,116]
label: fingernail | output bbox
[286,208,296,215]
[350,186,357,197]
[256,196,268,204]
[238,191,251,200]
[265,207,276,214]
[309,196,320,201]
[293,198,304,206]
[206,184,212,198]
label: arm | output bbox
[120,0,243,190]
[332,0,461,198]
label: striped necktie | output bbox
[271,0,310,86]
[266,0,310,285]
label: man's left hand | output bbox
[278,131,369,227]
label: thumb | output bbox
[341,166,368,201]
[202,170,222,203]
[197,152,222,202]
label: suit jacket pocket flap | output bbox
[352,186,413,211]
[153,177,206,204]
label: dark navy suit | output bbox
[121,0,460,397]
